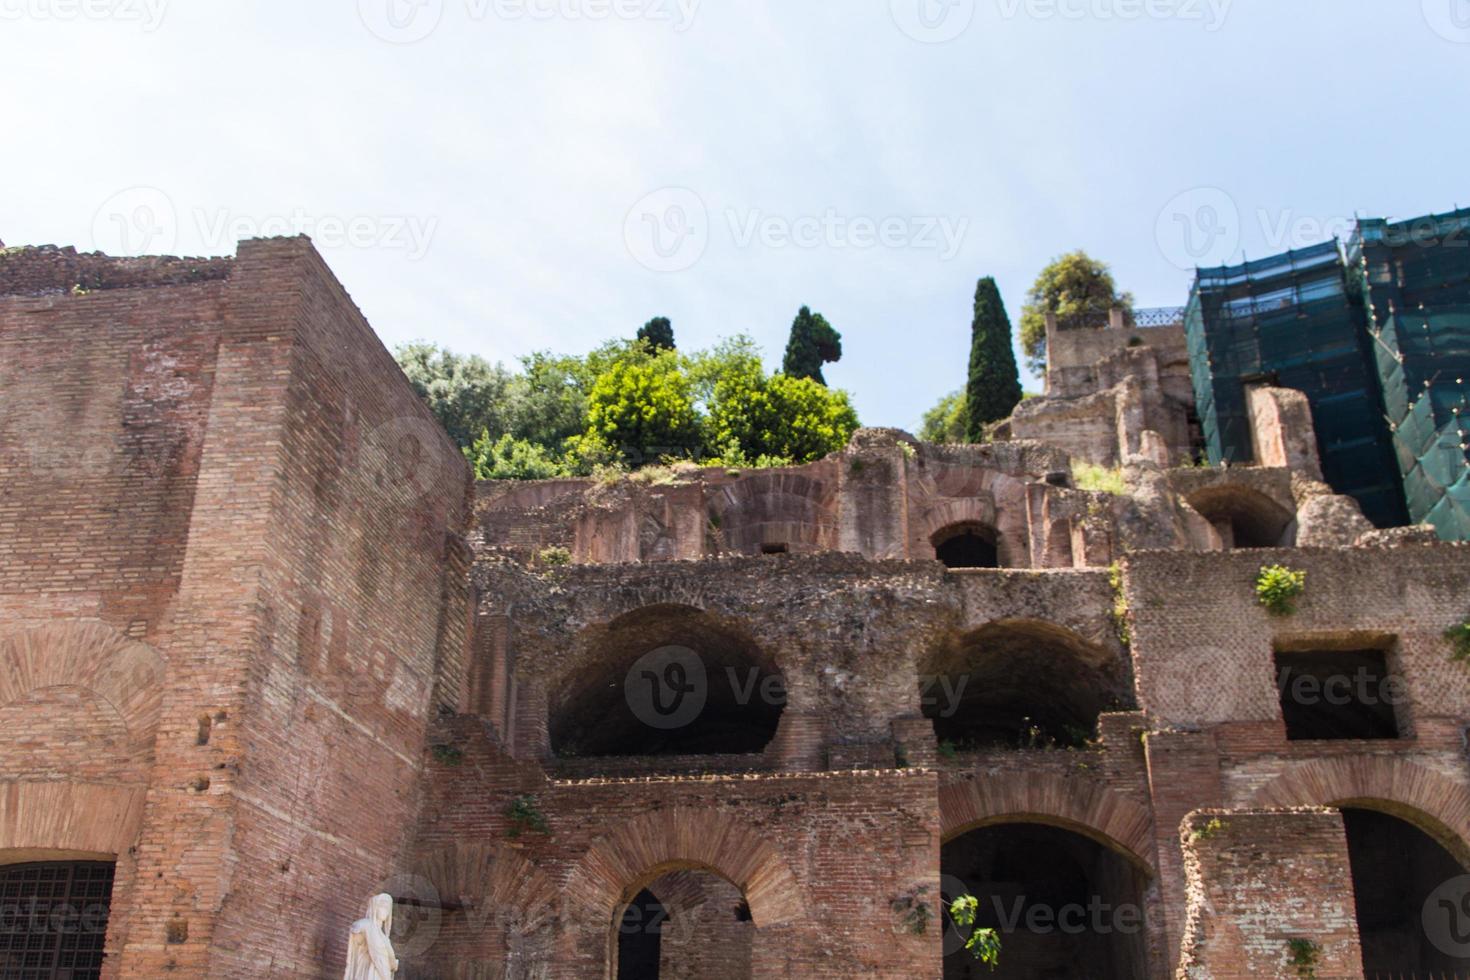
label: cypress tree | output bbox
[637,316,675,351]
[965,277,1023,441]
[781,306,842,385]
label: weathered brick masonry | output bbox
[3,238,1470,979]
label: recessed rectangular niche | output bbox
[1273,647,1400,741]
[761,543,789,555]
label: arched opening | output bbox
[932,523,999,569]
[941,823,1149,979]
[1341,807,1470,975]
[1186,486,1294,549]
[614,869,754,979]
[0,860,116,979]
[921,622,1131,750]
[616,889,666,979]
[550,606,784,758]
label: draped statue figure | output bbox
[344,893,399,980]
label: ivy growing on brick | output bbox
[1445,619,1470,662]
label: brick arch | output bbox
[0,621,166,762]
[710,471,837,555]
[939,773,1156,874]
[564,807,807,929]
[0,782,148,858]
[410,841,558,930]
[1251,756,1470,867]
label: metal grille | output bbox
[0,862,115,980]
[1132,305,1187,327]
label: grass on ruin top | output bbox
[1071,461,1126,495]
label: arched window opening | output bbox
[616,889,665,980]
[550,606,784,758]
[941,824,1149,979]
[1187,486,1294,549]
[615,870,754,979]
[0,861,115,980]
[922,623,1132,750]
[1341,807,1470,975]
[933,523,999,569]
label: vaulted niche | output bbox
[1186,485,1294,549]
[550,605,783,758]
[921,621,1131,750]
[933,523,1000,569]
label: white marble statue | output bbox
[344,893,399,980]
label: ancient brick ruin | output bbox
[3,237,1470,978]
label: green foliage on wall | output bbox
[1256,564,1307,616]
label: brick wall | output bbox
[1177,808,1363,978]
[1,238,469,978]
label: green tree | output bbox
[920,391,968,444]
[584,349,703,464]
[702,336,858,464]
[1018,251,1135,373]
[513,351,593,450]
[394,342,516,450]
[781,306,842,385]
[465,431,568,480]
[965,277,1023,438]
[637,316,675,351]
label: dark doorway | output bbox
[934,525,999,569]
[617,889,665,980]
[1342,808,1470,976]
[0,861,115,980]
[941,825,1148,979]
[615,872,754,979]
[1274,649,1399,741]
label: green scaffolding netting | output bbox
[1348,207,1470,540]
[1185,240,1408,528]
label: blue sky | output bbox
[4,0,1468,430]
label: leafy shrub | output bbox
[537,546,571,567]
[466,431,568,480]
[1256,564,1307,615]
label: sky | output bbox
[4,0,1468,431]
